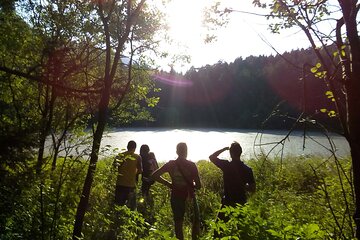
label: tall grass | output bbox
[0,155,354,239]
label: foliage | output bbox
[0,157,87,239]
[250,0,360,237]
[0,154,354,239]
[137,49,339,130]
[1,1,166,238]
[0,10,41,168]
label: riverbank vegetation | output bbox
[1,0,359,238]
[0,154,354,239]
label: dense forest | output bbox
[127,49,340,130]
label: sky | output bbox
[155,0,321,72]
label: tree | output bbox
[251,0,360,238]
[0,7,40,168]
[1,0,163,238]
[72,1,163,238]
[1,2,107,238]
[0,0,101,175]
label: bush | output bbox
[0,155,354,239]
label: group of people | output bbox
[114,140,256,240]
[113,141,159,210]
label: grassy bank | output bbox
[0,155,354,239]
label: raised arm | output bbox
[209,147,229,162]
[151,163,172,189]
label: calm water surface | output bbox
[100,128,350,162]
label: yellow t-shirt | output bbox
[116,151,141,188]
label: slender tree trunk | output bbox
[36,87,56,174]
[347,57,360,240]
[347,81,360,239]
[36,86,56,240]
[36,84,50,175]
[72,1,145,238]
[51,144,60,171]
[349,140,360,239]
[72,80,111,239]
[342,2,360,237]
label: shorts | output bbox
[115,185,136,210]
[170,194,200,223]
[171,195,186,221]
[141,177,154,195]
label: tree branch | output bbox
[0,66,102,94]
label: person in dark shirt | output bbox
[209,142,256,222]
[139,144,159,199]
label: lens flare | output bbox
[153,73,193,87]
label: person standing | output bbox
[209,142,256,221]
[139,144,159,198]
[151,142,201,240]
[114,140,142,210]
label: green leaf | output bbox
[320,108,327,113]
[307,223,320,233]
[311,67,317,73]
[284,225,294,232]
[328,110,336,117]
[325,91,333,98]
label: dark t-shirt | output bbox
[212,158,255,205]
[142,155,158,178]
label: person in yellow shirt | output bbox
[114,140,142,210]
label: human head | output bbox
[127,140,137,152]
[140,144,150,157]
[176,142,187,159]
[229,141,242,160]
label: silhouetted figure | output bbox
[140,144,159,198]
[152,142,201,240]
[209,142,256,236]
[114,140,142,210]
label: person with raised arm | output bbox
[209,142,256,222]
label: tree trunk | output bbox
[36,86,56,175]
[347,82,360,239]
[72,82,111,239]
[72,1,145,238]
[347,56,360,240]
[342,2,360,237]
[350,140,360,239]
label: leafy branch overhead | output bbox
[251,0,360,238]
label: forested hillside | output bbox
[128,48,340,130]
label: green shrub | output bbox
[0,155,355,239]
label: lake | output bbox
[100,128,350,162]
